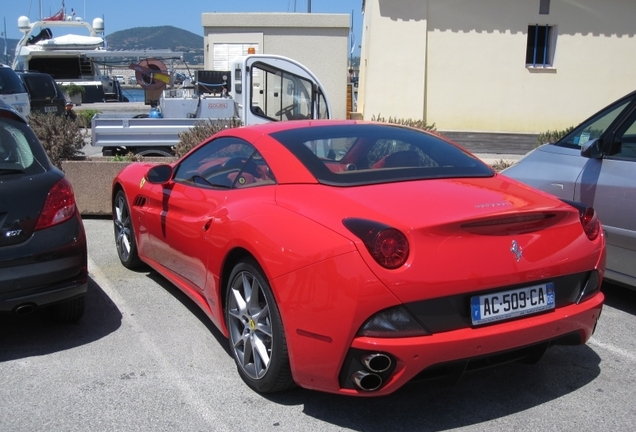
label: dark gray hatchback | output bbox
[0,100,87,322]
[16,71,66,116]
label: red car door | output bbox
[147,180,226,292]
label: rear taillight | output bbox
[35,177,77,230]
[560,199,601,241]
[580,207,601,240]
[343,218,409,269]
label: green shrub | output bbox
[76,109,100,128]
[371,114,438,133]
[111,152,143,162]
[61,83,85,97]
[491,158,515,172]
[175,118,242,158]
[28,113,85,168]
[536,126,574,146]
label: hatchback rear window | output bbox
[21,75,59,99]
[0,69,27,95]
[0,118,48,175]
[270,124,493,186]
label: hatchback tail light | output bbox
[343,218,409,269]
[35,177,77,230]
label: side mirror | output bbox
[147,164,173,184]
[580,138,603,159]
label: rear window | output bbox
[21,74,59,99]
[270,124,493,186]
[0,68,27,95]
[0,117,49,175]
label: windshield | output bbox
[270,124,493,186]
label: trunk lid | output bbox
[276,175,601,303]
[0,170,61,247]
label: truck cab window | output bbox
[250,62,314,121]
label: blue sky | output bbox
[2,0,363,55]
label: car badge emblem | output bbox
[5,229,22,238]
[510,240,523,262]
[140,177,146,189]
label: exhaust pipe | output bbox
[14,303,36,315]
[361,353,392,373]
[351,371,383,391]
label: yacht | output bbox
[13,10,181,103]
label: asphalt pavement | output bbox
[2,218,635,431]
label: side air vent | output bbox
[133,196,147,207]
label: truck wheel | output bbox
[135,148,174,157]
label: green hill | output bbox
[105,26,204,64]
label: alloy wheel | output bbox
[227,270,273,380]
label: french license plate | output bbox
[470,283,555,325]
[45,106,58,113]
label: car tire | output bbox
[225,259,294,393]
[48,296,85,323]
[113,190,143,269]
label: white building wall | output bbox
[359,0,636,132]
[202,13,350,119]
[357,1,428,121]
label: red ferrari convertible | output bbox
[112,120,605,396]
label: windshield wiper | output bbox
[0,168,25,174]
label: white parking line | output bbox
[88,257,230,431]
[589,337,636,363]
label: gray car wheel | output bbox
[113,190,142,269]
[225,259,294,393]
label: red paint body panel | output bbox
[112,120,606,396]
[343,295,603,396]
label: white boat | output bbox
[37,34,105,50]
[12,9,183,103]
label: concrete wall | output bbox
[201,13,350,120]
[358,0,636,132]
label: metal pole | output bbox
[3,18,7,65]
[308,0,311,13]
[350,11,353,66]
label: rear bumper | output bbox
[276,251,604,396]
[0,277,88,312]
[0,215,88,312]
[333,292,603,396]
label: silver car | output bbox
[503,90,636,288]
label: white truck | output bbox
[92,54,332,156]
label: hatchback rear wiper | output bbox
[0,168,25,174]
